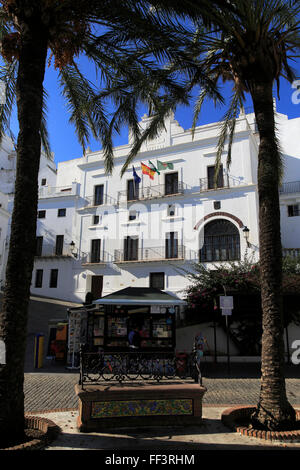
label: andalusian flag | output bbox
[157,160,174,171]
[141,162,155,180]
[148,160,160,175]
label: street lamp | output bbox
[242,226,250,247]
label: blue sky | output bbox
[10,57,300,166]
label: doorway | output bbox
[91,275,103,299]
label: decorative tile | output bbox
[91,399,193,418]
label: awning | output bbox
[93,287,186,306]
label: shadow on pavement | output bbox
[46,429,294,451]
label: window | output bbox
[167,204,176,217]
[288,204,300,217]
[35,269,43,288]
[36,236,43,256]
[207,165,224,190]
[214,201,221,210]
[124,236,139,261]
[38,210,46,219]
[165,232,178,259]
[199,219,240,262]
[55,235,64,256]
[49,269,58,288]
[41,178,47,186]
[150,272,165,290]
[94,185,104,205]
[127,179,139,201]
[91,239,101,263]
[165,172,178,195]
[129,210,138,221]
[93,215,100,225]
[58,208,66,217]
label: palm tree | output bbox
[117,0,300,430]
[0,0,195,446]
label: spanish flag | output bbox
[141,162,155,180]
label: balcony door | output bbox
[91,239,101,263]
[207,165,224,190]
[124,236,139,261]
[55,235,64,256]
[165,172,178,195]
[127,179,139,201]
[94,184,104,205]
[165,232,178,259]
[36,236,43,256]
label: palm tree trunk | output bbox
[249,81,296,430]
[0,20,48,446]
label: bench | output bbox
[75,382,207,432]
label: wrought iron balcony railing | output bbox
[79,350,199,386]
[81,194,117,208]
[35,244,72,258]
[114,245,186,263]
[117,182,188,204]
[199,175,246,192]
[81,251,111,265]
[279,181,300,195]
[283,248,300,259]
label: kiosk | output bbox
[94,287,186,352]
[68,287,186,355]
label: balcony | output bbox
[114,245,187,263]
[283,248,300,259]
[38,183,78,199]
[81,194,116,208]
[35,244,73,258]
[81,251,111,266]
[199,175,247,193]
[279,181,300,195]
[117,182,188,204]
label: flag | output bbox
[148,160,160,175]
[157,160,174,171]
[141,162,155,180]
[132,166,141,184]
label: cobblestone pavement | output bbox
[24,372,300,412]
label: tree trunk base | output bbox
[250,402,296,431]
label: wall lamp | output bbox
[70,241,78,258]
[242,226,250,247]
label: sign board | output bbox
[220,296,234,310]
[221,309,232,316]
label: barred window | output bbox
[199,219,240,262]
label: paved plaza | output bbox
[24,362,300,413]
[23,363,300,451]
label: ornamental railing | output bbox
[79,350,199,386]
[279,181,300,195]
[117,181,188,204]
[81,194,117,207]
[199,175,246,192]
[114,245,186,263]
[283,248,300,259]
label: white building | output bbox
[29,108,300,304]
[0,136,57,288]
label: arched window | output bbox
[199,219,240,262]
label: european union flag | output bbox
[132,166,141,184]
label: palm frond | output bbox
[40,88,52,160]
[0,59,17,145]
